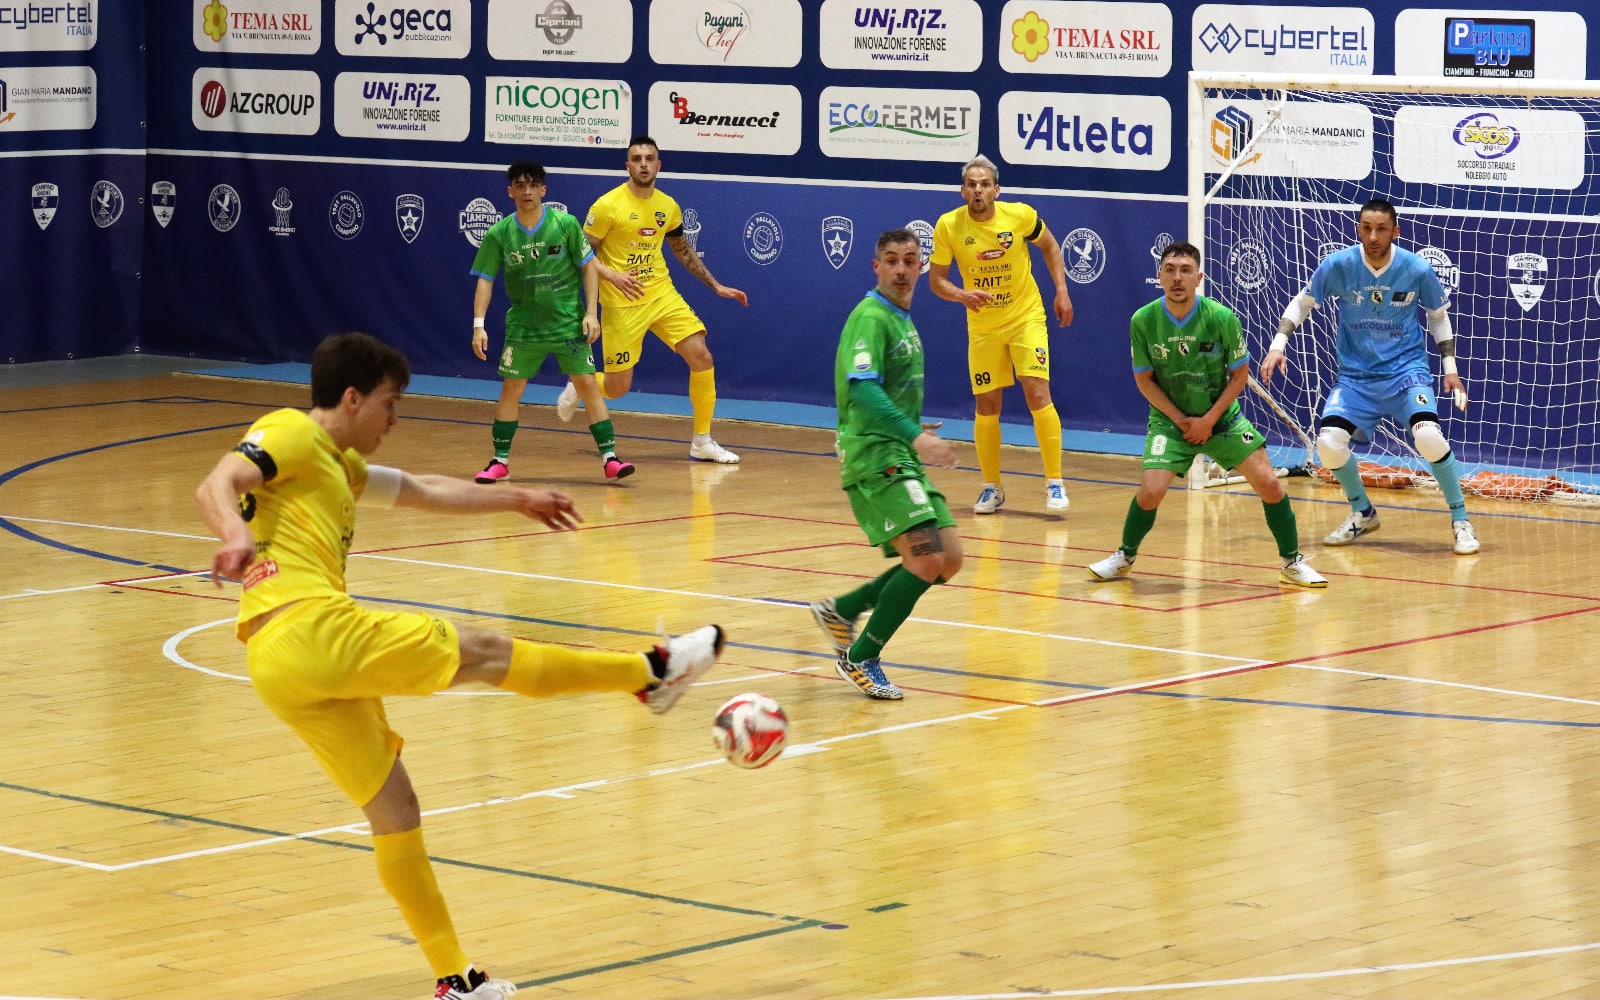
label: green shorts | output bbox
[845,465,956,554]
[1143,412,1266,474]
[498,327,596,380]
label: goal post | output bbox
[1186,72,1600,501]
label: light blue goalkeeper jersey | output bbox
[1304,245,1448,381]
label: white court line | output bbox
[877,940,1600,999]
[4,515,212,541]
[1291,662,1600,708]
[0,582,106,601]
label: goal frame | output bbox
[1185,72,1600,497]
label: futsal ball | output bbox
[711,692,789,769]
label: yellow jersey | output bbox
[929,200,1045,337]
[231,408,370,639]
[584,183,683,309]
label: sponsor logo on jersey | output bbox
[150,181,176,228]
[822,214,853,270]
[743,210,783,265]
[977,248,1005,261]
[32,181,58,230]
[395,193,424,243]
[1507,251,1547,312]
[458,196,500,247]
[209,182,241,232]
[329,190,364,240]
[268,186,295,236]
[1063,226,1105,283]
[89,179,122,228]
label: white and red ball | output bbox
[711,692,789,769]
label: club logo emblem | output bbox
[90,179,124,229]
[151,181,176,229]
[821,215,853,271]
[209,183,242,232]
[31,182,59,231]
[395,193,424,244]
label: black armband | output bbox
[233,442,278,481]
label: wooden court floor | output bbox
[4,372,1600,1000]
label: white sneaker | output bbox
[555,381,580,422]
[973,483,1005,514]
[435,970,516,1000]
[1452,519,1480,555]
[1279,554,1328,588]
[638,625,725,714]
[1088,550,1134,580]
[1324,508,1380,545]
[689,437,740,464]
[1045,479,1069,511]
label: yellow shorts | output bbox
[602,292,705,372]
[246,596,461,806]
[968,319,1050,394]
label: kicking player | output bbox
[1087,241,1326,588]
[809,228,964,700]
[557,134,747,464]
[928,154,1074,514]
[1260,197,1480,555]
[195,332,724,999]
[469,160,636,484]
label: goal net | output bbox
[1188,73,1600,502]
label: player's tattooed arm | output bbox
[666,233,719,289]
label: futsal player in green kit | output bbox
[809,228,964,700]
[470,160,636,483]
[1087,240,1327,588]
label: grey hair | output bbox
[962,154,999,184]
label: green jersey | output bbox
[1129,295,1249,423]
[834,290,925,486]
[469,207,593,341]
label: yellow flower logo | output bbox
[203,1,229,43]
[1011,11,1050,62]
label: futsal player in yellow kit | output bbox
[928,154,1075,514]
[195,332,725,1000]
[555,134,747,464]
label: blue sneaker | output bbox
[973,483,1005,514]
[835,652,904,700]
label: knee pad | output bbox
[1411,420,1450,463]
[1316,425,1353,470]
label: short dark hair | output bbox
[627,135,659,154]
[1360,197,1398,223]
[1159,240,1202,269]
[506,161,545,184]
[310,333,411,409]
[876,227,918,255]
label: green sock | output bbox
[848,566,933,663]
[589,418,616,458]
[1119,496,1158,556]
[1261,496,1300,560]
[836,567,897,621]
[491,419,517,462]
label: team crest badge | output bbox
[655,210,667,228]
[395,193,425,244]
[209,183,241,232]
[907,219,934,274]
[150,181,176,228]
[821,215,853,271]
[90,180,124,229]
[31,182,59,231]
[997,231,1014,250]
[1507,251,1547,313]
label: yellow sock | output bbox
[1031,403,1063,479]
[373,828,469,980]
[688,367,717,437]
[974,412,1002,484]
[500,639,653,697]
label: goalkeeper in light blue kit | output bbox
[1260,198,1480,555]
